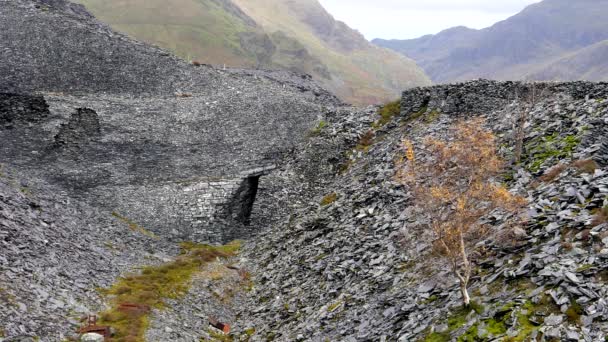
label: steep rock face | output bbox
[374,0,608,83]
[71,0,431,104]
[228,80,608,341]
[0,0,340,242]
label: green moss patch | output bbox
[372,100,400,129]
[458,323,479,342]
[423,331,451,342]
[523,133,580,172]
[98,241,240,341]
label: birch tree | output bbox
[396,118,526,305]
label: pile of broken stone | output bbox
[234,82,608,341]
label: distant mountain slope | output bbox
[373,0,608,83]
[529,40,608,81]
[73,0,431,104]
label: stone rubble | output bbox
[2,0,608,340]
[228,81,608,341]
[0,165,179,341]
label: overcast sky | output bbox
[318,0,543,40]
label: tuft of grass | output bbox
[420,295,439,305]
[356,130,375,151]
[424,332,451,342]
[403,106,428,124]
[572,159,599,174]
[425,109,440,123]
[372,100,400,129]
[503,296,561,342]
[447,306,473,331]
[486,317,507,336]
[577,264,593,272]
[202,328,233,342]
[98,241,240,341]
[457,323,479,342]
[111,212,159,239]
[309,120,328,137]
[327,300,343,313]
[0,287,15,307]
[540,163,568,183]
[591,205,608,227]
[565,300,583,324]
[320,192,338,206]
[469,300,485,315]
[422,303,481,341]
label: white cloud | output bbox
[318,0,542,39]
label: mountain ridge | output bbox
[72,0,431,104]
[373,0,608,83]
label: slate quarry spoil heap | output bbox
[2,1,608,341]
[0,0,340,243]
[230,80,608,341]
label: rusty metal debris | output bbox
[78,315,110,339]
[209,317,230,334]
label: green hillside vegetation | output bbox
[74,0,262,66]
[232,0,430,104]
[73,0,431,104]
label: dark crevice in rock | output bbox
[228,175,260,226]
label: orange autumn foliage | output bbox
[395,118,527,305]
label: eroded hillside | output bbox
[2,1,608,341]
[71,0,431,104]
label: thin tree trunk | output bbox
[458,231,471,306]
[460,281,471,306]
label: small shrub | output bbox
[356,130,375,151]
[561,241,573,251]
[540,163,567,183]
[580,228,593,247]
[320,192,338,206]
[572,159,599,174]
[591,206,608,227]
